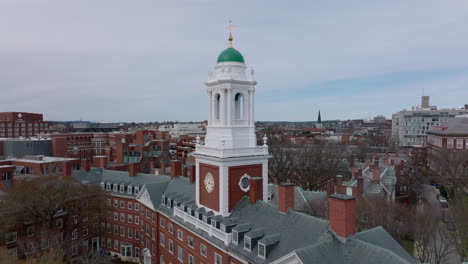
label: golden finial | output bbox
[227,20,236,48]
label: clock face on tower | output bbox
[204,172,215,193]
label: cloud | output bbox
[0,0,468,121]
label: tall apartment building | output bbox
[0,112,51,138]
[391,96,468,147]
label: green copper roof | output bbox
[217,47,245,63]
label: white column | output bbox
[249,90,255,126]
[208,91,212,125]
[222,89,227,126]
[227,89,232,127]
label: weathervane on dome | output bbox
[227,20,236,48]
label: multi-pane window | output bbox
[114,212,118,221]
[456,139,464,149]
[114,225,119,235]
[114,240,119,250]
[169,239,174,254]
[258,243,267,259]
[178,246,183,261]
[160,218,165,228]
[128,228,133,238]
[120,201,125,208]
[200,243,207,257]
[169,223,174,234]
[244,237,251,251]
[120,226,125,236]
[128,202,132,210]
[135,215,140,225]
[177,230,184,241]
[188,236,194,248]
[128,214,133,224]
[135,203,140,211]
[160,233,165,247]
[188,254,195,264]
[120,213,125,222]
[135,229,140,240]
[447,138,454,149]
[114,199,118,207]
[214,253,222,264]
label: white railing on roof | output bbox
[172,207,232,245]
[196,145,268,158]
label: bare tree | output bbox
[268,144,294,184]
[0,176,110,262]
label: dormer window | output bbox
[220,224,226,232]
[211,220,217,228]
[106,183,111,191]
[232,231,239,244]
[258,243,266,259]
[244,236,251,252]
[134,186,140,194]
[167,198,171,208]
[127,185,132,194]
[112,184,118,192]
[100,182,105,190]
[119,185,124,193]
[162,196,166,206]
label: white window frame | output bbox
[188,236,194,248]
[135,215,140,225]
[258,243,266,259]
[232,230,238,245]
[128,202,133,210]
[169,239,174,254]
[177,246,183,261]
[177,229,183,241]
[135,203,140,211]
[169,223,173,234]
[160,232,165,247]
[244,236,251,251]
[456,138,463,149]
[214,252,222,264]
[200,243,207,257]
[447,138,454,149]
[188,254,195,264]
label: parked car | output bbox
[437,195,448,208]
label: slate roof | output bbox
[427,116,468,136]
[71,169,418,264]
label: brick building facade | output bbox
[0,112,51,138]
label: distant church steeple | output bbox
[318,110,322,123]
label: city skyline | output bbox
[1,0,468,122]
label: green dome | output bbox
[217,47,245,63]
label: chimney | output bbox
[336,175,343,186]
[372,167,381,183]
[81,159,91,172]
[328,194,356,239]
[249,177,263,204]
[129,162,140,177]
[189,165,196,184]
[326,179,334,195]
[170,160,182,179]
[61,161,72,177]
[93,156,108,169]
[357,177,364,194]
[161,163,167,175]
[278,183,295,213]
[351,167,359,179]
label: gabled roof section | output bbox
[293,227,418,264]
[227,197,331,263]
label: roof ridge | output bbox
[353,238,415,263]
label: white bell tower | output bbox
[194,32,270,217]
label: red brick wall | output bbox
[199,163,220,212]
[158,214,242,264]
[228,164,262,211]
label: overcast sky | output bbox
[1,0,468,122]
